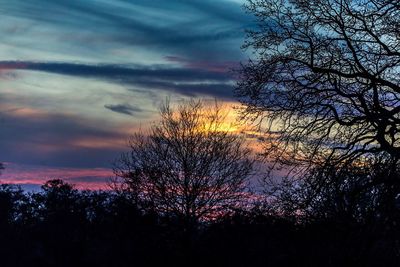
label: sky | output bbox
[0,0,252,190]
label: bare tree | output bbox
[237,0,400,169]
[113,100,254,225]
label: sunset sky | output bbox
[0,0,252,189]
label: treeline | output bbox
[0,177,398,267]
[2,100,400,266]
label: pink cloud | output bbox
[0,62,28,79]
[0,162,113,190]
[0,62,28,70]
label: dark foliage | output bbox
[0,178,397,267]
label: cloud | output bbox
[104,103,143,116]
[0,0,252,188]
[1,162,112,190]
[0,61,236,99]
[0,61,231,81]
[0,0,252,62]
[0,107,129,168]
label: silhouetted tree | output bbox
[114,100,254,227]
[262,156,400,265]
[37,179,83,219]
[32,179,88,266]
[237,0,400,169]
[0,178,395,266]
[0,184,25,226]
[267,157,400,223]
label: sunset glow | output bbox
[0,0,251,189]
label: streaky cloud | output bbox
[0,0,252,61]
[0,61,236,99]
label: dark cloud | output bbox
[0,61,231,81]
[104,104,143,116]
[0,61,235,99]
[128,80,235,98]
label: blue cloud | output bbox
[0,61,235,98]
[0,109,126,168]
[0,0,252,61]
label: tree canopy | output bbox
[114,100,254,225]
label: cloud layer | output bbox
[0,0,251,62]
[0,60,236,98]
[0,0,250,188]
